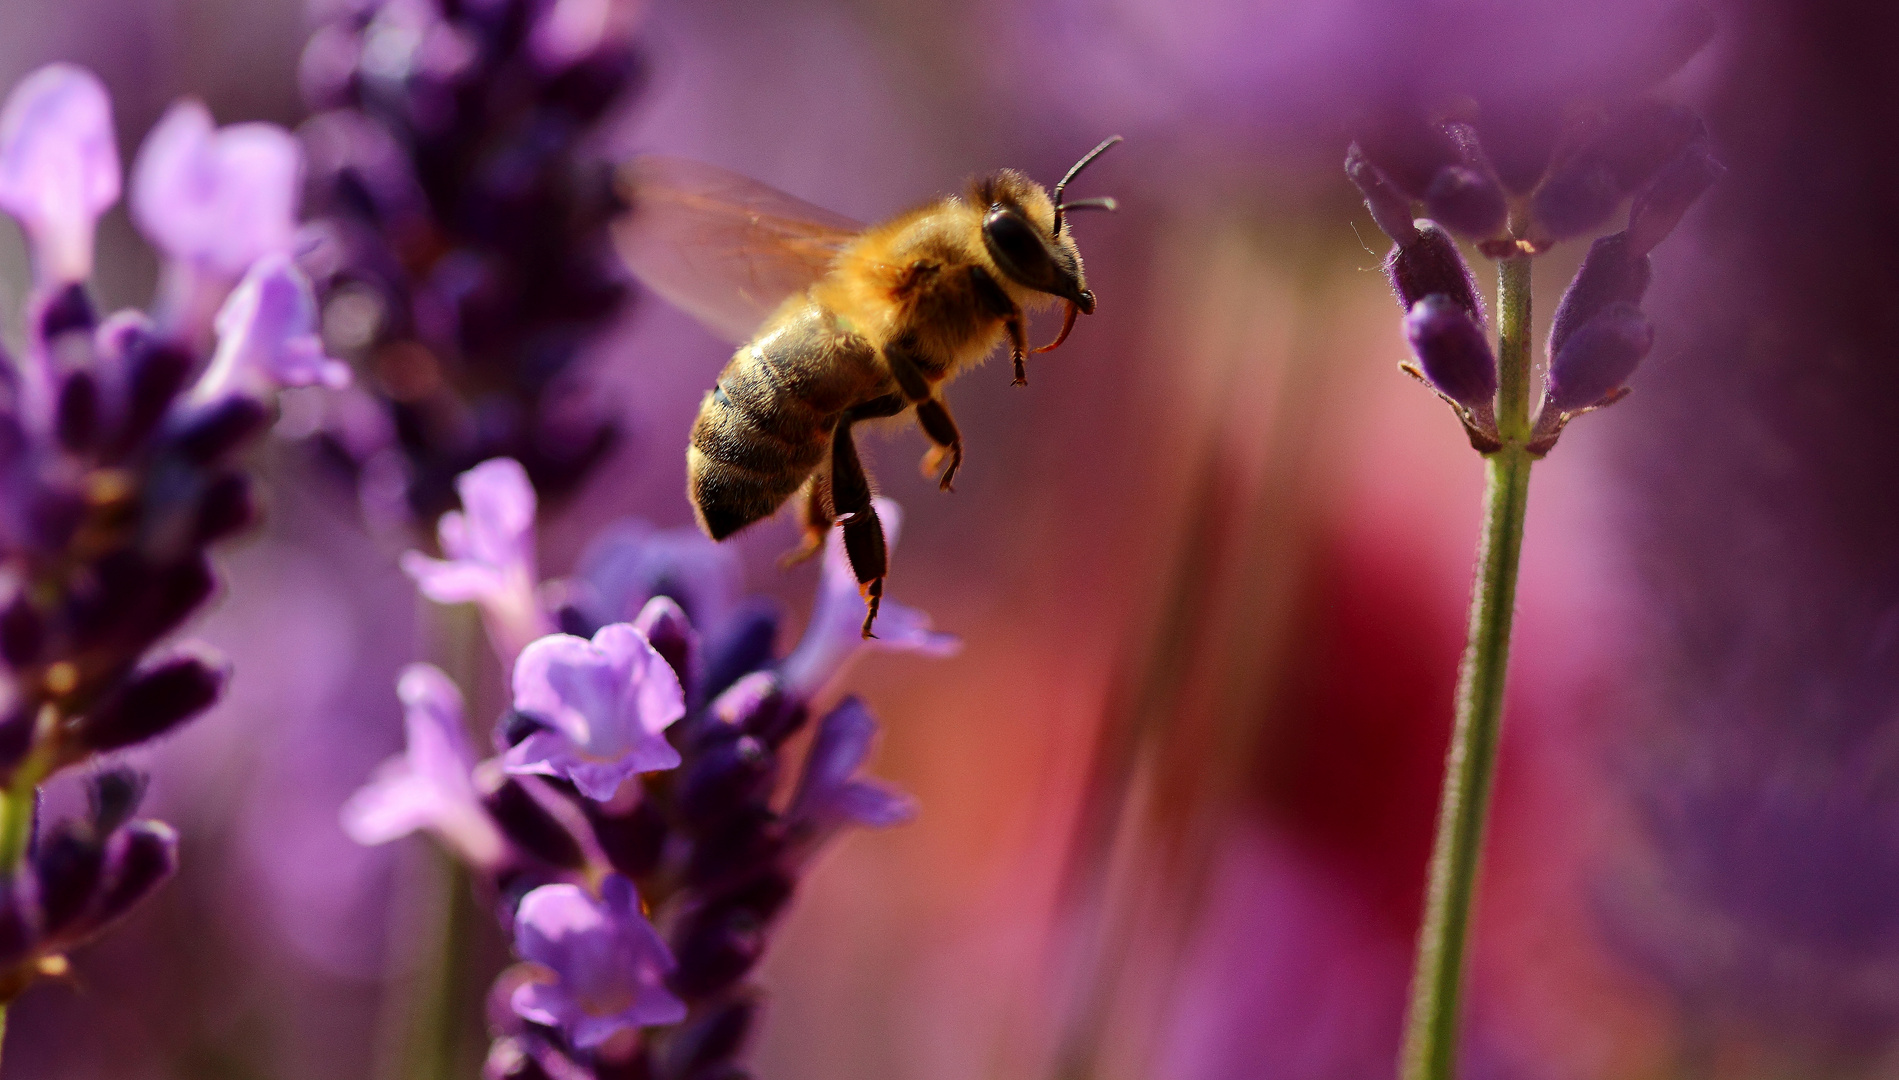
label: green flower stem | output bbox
[0,712,59,1071]
[1399,253,1535,1080]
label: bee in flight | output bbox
[614,137,1120,637]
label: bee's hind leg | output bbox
[779,471,833,568]
[831,406,893,638]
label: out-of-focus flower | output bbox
[341,663,508,869]
[786,696,918,839]
[192,254,351,403]
[0,64,119,285]
[511,875,686,1048]
[401,457,554,663]
[780,498,961,699]
[131,100,304,337]
[505,622,685,800]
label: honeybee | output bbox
[614,137,1120,637]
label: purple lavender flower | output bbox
[506,623,686,800]
[341,663,509,869]
[401,457,554,664]
[1403,294,1498,411]
[786,695,918,840]
[191,254,351,402]
[0,64,119,285]
[131,100,304,337]
[780,498,961,699]
[510,875,686,1047]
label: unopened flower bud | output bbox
[192,472,256,545]
[672,900,771,998]
[86,768,149,837]
[479,778,586,870]
[1545,303,1654,412]
[679,731,773,829]
[1386,222,1483,323]
[1549,232,1653,358]
[90,820,178,930]
[664,992,758,1077]
[1405,295,1498,409]
[169,396,270,464]
[586,797,668,880]
[632,596,697,697]
[81,648,229,752]
[1344,145,1418,245]
[1352,113,1462,198]
[702,599,778,703]
[1626,141,1723,257]
[1423,165,1507,240]
[33,820,103,935]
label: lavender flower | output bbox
[297,0,644,519]
[349,456,948,1078]
[511,876,686,1047]
[0,63,329,1018]
[401,457,554,664]
[506,623,685,800]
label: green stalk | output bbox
[0,712,59,1069]
[1398,253,1535,1080]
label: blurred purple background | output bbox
[0,0,1891,1077]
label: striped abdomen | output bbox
[688,305,886,540]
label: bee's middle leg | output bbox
[883,346,963,492]
[780,470,833,568]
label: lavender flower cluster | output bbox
[298,0,644,521]
[0,65,343,1003]
[1344,6,1724,453]
[347,458,956,1078]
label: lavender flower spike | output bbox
[788,696,918,838]
[0,64,119,285]
[506,623,686,800]
[342,663,508,870]
[780,498,961,700]
[512,875,686,1047]
[131,100,302,335]
[192,254,349,402]
[402,458,554,664]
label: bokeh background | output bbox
[0,0,1892,1077]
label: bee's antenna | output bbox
[1056,197,1119,213]
[1053,135,1123,235]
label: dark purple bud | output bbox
[89,821,178,931]
[585,797,668,880]
[33,821,104,935]
[680,732,774,829]
[81,648,229,753]
[632,597,697,699]
[1545,303,1655,412]
[55,371,99,453]
[37,283,95,341]
[193,472,257,545]
[671,877,792,999]
[1353,113,1462,198]
[496,708,550,750]
[87,555,215,652]
[685,811,785,892]
[1549,232,1653,358]
[663,993,758,1078]
[0,599,45,667]
[111,345,192,459]
[1405,296,1498,410]
[141,556,218,648]
[0,879,33,967]
[702,599,778,703]
[1599,101,1706,192]
[86,768,148,837]
[1531,156,1624,240]
[169,397,271,465]
[1386,222,1483,323]
[1344,145,1419,245]
[1423,166,1507,240]
[481,779,586,870]
[1626,141,1723,257]
[1473,101,1562,195]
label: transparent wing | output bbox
[614,156,864,344]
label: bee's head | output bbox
[972,137,1120,317]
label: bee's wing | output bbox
[614,156,865,344]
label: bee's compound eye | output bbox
[982,208,1057,288]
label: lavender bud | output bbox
[1423,165,1507,240]
[480,779,585,870]
[680,732,774,829]
[1386,221,1483,323]
[169,396,270,465]
[192,472,256,545]
[701,599,777,703]
[1549,233,1653,358]
[672,901,773,999]
[1353,113,1462,198]
[663,993,758,1078]
[497,707,548,749]
[86,768,148,836]
[34,821,104,935]
[1626,141,1724,256]
[632,596,696,698]
[1344,145,1419,245]
[1545,302,1655,412]
[37,282,94,340]
[0,598,44,666]
[685,809,784,892]
[132,556,217,647]
[90,821,178,930]
[81,649,229,752]
[1405,296,1498,409]
[111,344,192,458]
[585,797,667,880]
[55,370,99,452]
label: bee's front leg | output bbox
[1006,316,1030,386]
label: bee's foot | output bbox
[859,579,883,638]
